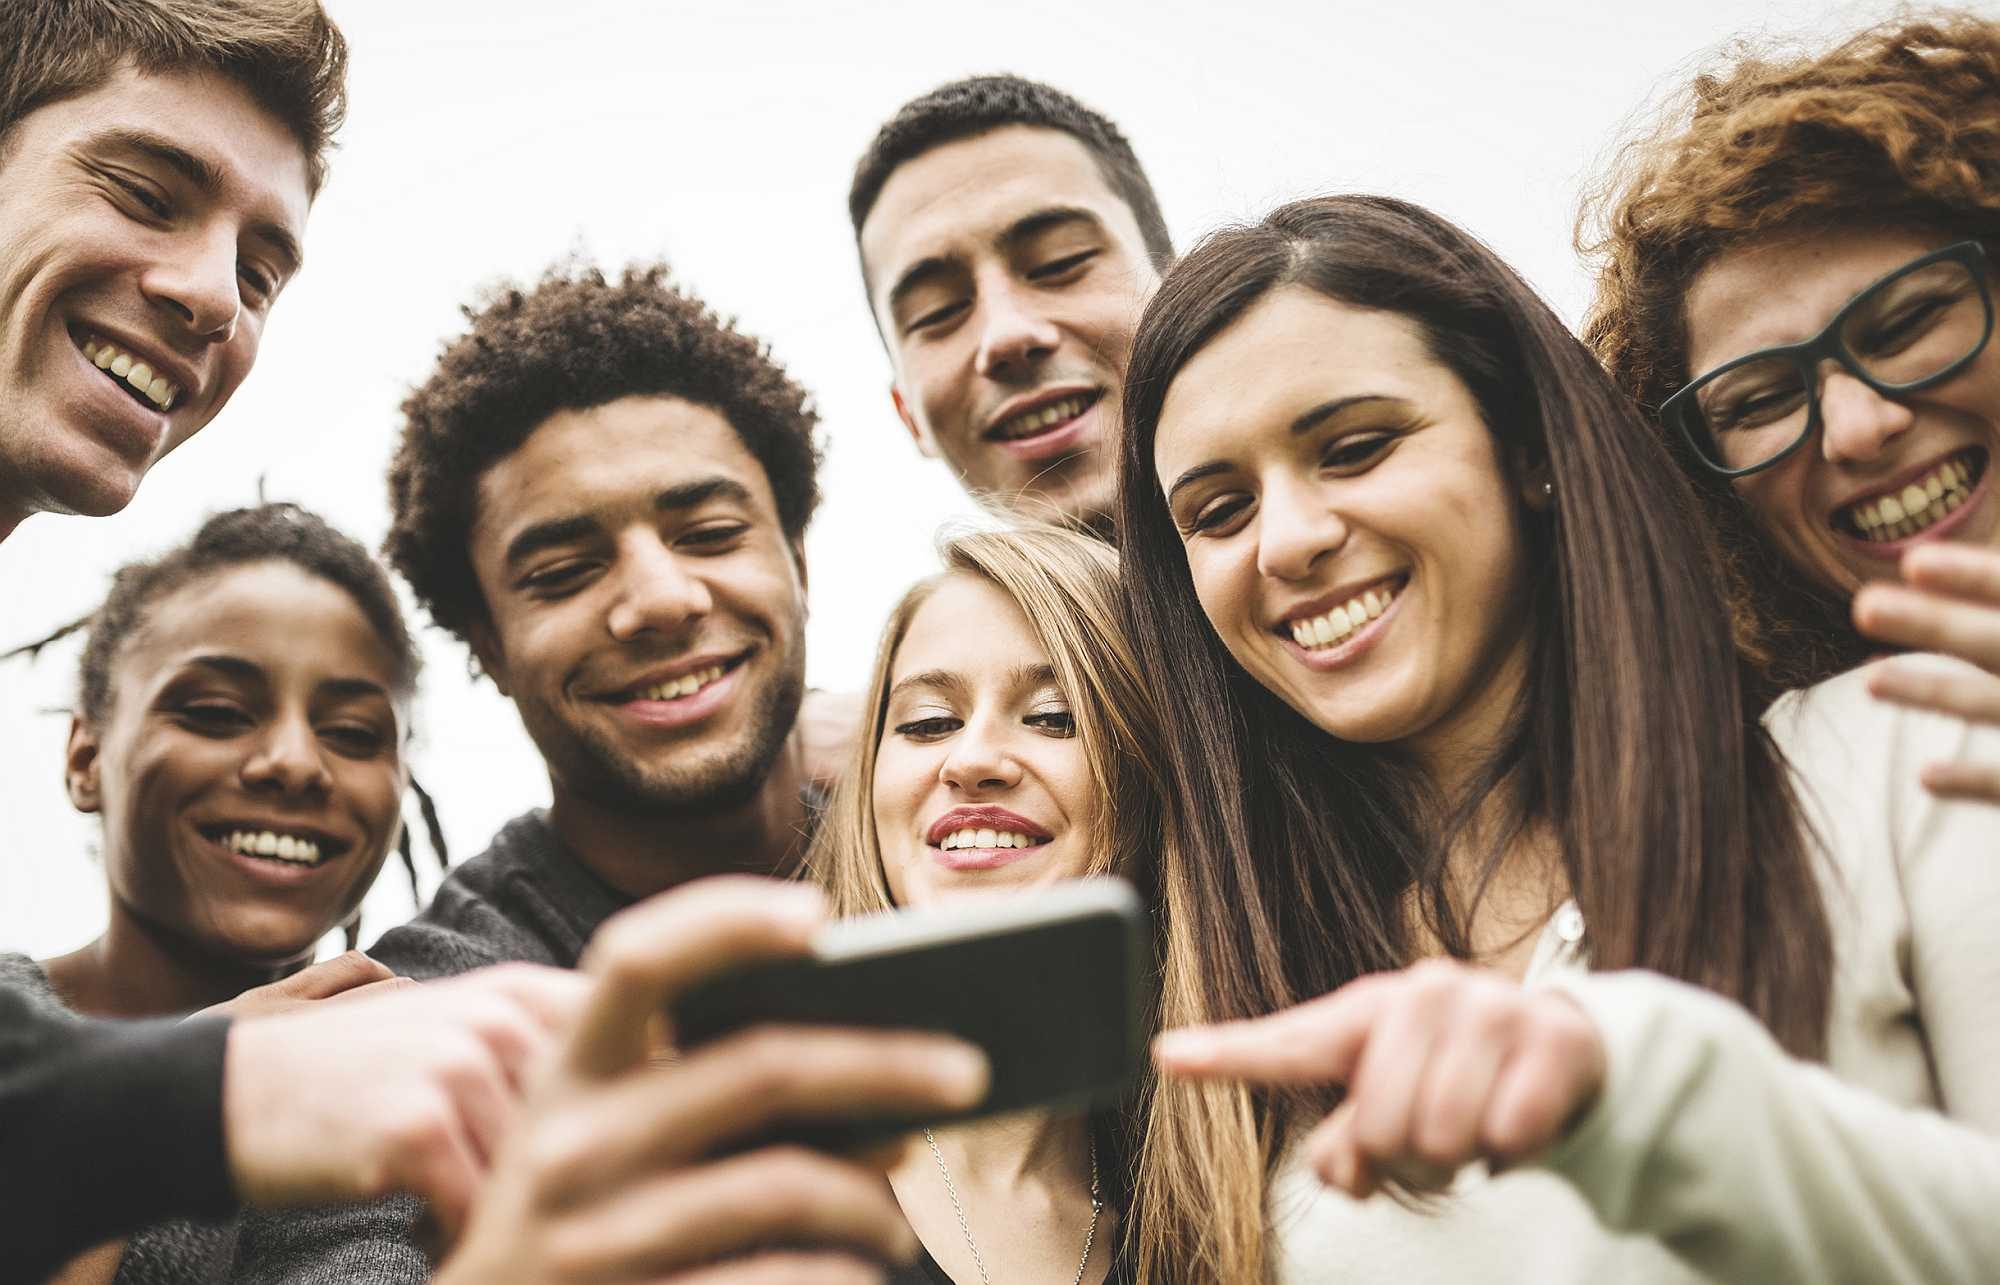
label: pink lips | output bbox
[925,804,1052,872]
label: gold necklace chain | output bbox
[922,1127,1103,1285]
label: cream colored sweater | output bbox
[1271,658,2000,1284]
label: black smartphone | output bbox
[669,878,1150,1150]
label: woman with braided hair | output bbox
[4,501,444,1283]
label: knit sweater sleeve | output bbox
[1539,969,2000,1284]
[0,965,237,1281]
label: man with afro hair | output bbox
[231,261,983,1283]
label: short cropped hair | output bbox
[849,74,1173,273]
[385,262,823,644]
[0,0,348,195]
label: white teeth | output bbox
[76,335,179,409]
[637,665,726,702]
[1289,582,1402,650]
[1845,455,1981,542]
[936,828,1041,851]
[219,828,325,865]
[995,394,1092,440]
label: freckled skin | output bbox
[1684,226,2000,598]
[0,67,310,530]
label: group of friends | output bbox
[4,1,2000,1282]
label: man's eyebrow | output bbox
[886,255,961,318]
[888,669,967,702]
[503,514,601,569]
[91,127,303,275]
[1000,205,1105,251]
[658,477,753,512]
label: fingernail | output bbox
[938,1044,990,1100]
[1153,1030,1209,1065]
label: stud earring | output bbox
[1541,481,1554,498]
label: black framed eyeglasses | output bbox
[1662,240,1994,478]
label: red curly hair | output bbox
[1580,10,2000,693]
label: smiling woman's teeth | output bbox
[222,830,325,865]
[937,828,1041,850]
[81,338,179,410]
[994,394,1093,441]
[1289,582,1399,649]
[1846,455,1980,542]
[637,665,725,702]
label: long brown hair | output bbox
[1116,195,1835,1283]
[1580,10,2000,694]
[807,524,1174,1244]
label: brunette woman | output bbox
[1584,11,2000,799]
[1117,195,2000,1283]
[8,502,425,1283]
[812,526,1164,1285]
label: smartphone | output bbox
[669,877,1150,1150]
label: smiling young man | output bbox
[851,75,1173,538]
[228,262,981,1282]
[0,4,591,1278]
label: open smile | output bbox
[1833,447,1988,550]
[70,327,183,412]
[599,652,750,728]
[982,389,1104,462]
[1276,574,1408,670]
[925,807,1053,871]
[197,821,351,871]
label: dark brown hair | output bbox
[849,74,1174,274]
[385,262,823,645]
[0,0,348,195]
[1117,195,1835,1282]
[1581,10,2000,692]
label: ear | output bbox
[65,715,103,814]
[892,384,938,459]
[464,619,511,697]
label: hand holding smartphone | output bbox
[669,877,1149,1150]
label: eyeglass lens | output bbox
[1690,257,1988,471]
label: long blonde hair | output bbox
[810,526,1222,1282]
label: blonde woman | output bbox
[812,526,1167,1285]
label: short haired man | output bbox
[233,263,980,1282]
[0,4,597,1278]
[851,74,1172,536]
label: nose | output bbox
[1820,365,1916,466]
[938,710,1025,793]
[240,713,332,797]
[605,533,712,642]
[140,224,241,343]
[973,280,1061,380]
[1255,475,1347,582]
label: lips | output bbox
[984,389,1104,443]
[197,821,352,869]
[1834,447,1985,543]
[924,805,1051,848]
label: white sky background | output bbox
[0,0,1921,957]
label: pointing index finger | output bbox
[1153,976,1393,1086]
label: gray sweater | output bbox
[226,809,634,1283]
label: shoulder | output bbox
[1765,655,1989,769]
[363,810,578,978]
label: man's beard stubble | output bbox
[564,661,806,821]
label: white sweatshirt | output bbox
[1272,658,2000,1284]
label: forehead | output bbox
[859,124,1150,300]
[1154,288,1442,472]
[16,65,311,233]
[119,561,399,692]
[1683,225,1953,374]
[471,394,779,548]
[892,573,1047,685]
